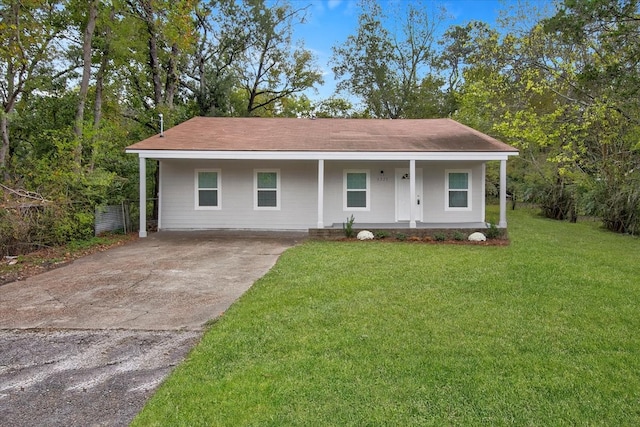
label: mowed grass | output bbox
[132,208,640,426]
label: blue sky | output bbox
[291,0,509,103]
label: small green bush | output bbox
[433,232,447,241]
[374,230,390,239]
[453,231,466,241]
[485,222,502,239]
[49,209,95,245]
[342,215,355,238]
[395,232,407,241]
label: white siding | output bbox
[324,161,485,225]
[160,160,317,230]
[324,161,404,225]
[159,159,487,230]
[420,161,485,223]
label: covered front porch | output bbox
[133,157,512,236]
[313,158,511,229]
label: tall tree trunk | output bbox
[89,52,107,173]
[246,34,270,115]
[197,57,207,114]
[1,65,19,171]
[93,6,115,131]
[0,114,9,172]
[165,43,179,109]
[1,3,20,172]
[93,55,105,130]
[73,0,98,166]
[142,1,163,107]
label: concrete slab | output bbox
[0,230,306,330]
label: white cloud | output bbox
[327,0,342,10]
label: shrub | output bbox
[433,232,447,241]
[580,176,640,235]
[374,230,389,239]
[0,196,97,255]
[485,222,503,239]
[453,231,466,241]
[342,215,355,238]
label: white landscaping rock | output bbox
[468,232,487,242]
[357,230,375,240]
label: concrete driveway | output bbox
[0,231,305,427]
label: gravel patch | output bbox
[0,329,200,427]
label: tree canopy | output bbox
[332,0,446,118]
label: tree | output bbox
[0,0,66,171]
[234,0,323,116]
[332,0,445,118]
[315,97,354,118]
[186,0,248,116]
[542,0,640,233]
[258,93,313,117]
[436,22,489,116]
[448,0,640,233]
[69,0,98,166]
[125,0,199,113]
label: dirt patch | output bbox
[0,329,200,427]
[1,234,138,287]
[332,236,511,246]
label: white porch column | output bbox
[481,162,486,224]
[317,159,324,228]
[409,159,416,228]
[138,156,148,238]
[499,159,507,228]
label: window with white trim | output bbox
[255,169,280,209]
[195,169,221,210]
[446,170,471,210]
[344,170,370,210]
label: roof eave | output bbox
[125,149,519,161]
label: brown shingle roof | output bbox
[126,117,518,153]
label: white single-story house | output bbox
[125,117,519,237]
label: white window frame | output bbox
[254,169,281,210]
[445,169,472,211]
[195,168,221,210]
[343,169,370,211]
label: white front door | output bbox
[395,168,423,222]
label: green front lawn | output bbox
[132,209,640,426]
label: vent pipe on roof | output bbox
[159,113,164,137]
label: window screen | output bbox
[346,171,368,209]
[447,171,469,209]
[256,171,279,208]
[197,171,219,208]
